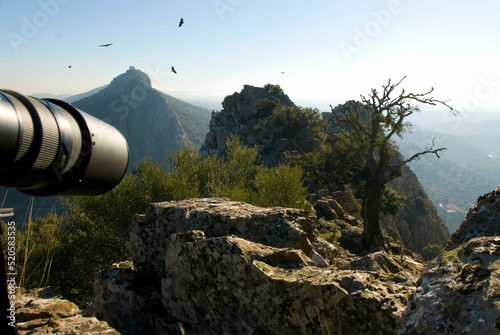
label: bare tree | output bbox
[329,77,457,251]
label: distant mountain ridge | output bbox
[71,66,212,169]
[64,85,109,103]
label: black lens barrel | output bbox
[0,90,128,196]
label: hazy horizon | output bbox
[30,74,500,126]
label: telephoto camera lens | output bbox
[0,89,128,196]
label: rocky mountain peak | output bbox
[202,84,321,165]
[220,84,293,111]
[69,67,211,170]
[202,88,449,256]
[108,66,152,91]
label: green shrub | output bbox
[263,83,284,95]
[10,212,64,290]
[250,164,309,211]
[421,243,445,260]
[380,186,406,215]
[166,149,202,199]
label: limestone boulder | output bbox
[94,198,424,335]
[129,198,336,280]
[161,232,416,335]
[14,288,120,335]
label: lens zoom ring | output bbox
[11,97,35,162]
[29,98,60,170]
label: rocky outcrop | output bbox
[14,288,120,334]
[201,85,321,166]
[129,198,335,279]
[311,188,362,222]
[93,198,424,335]
[402,188,500,334]
[308,170,449,259]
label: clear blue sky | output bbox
[1,0,499,114]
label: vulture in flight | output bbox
[179,18,184,27]
[99,43,113,47]
[171,66,177,74]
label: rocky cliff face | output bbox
[92,197,424,335]
[448,187,500,249]
[402,187,500,334]
[383,165,450,257]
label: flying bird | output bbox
[99,43,113,47]
[179,18,184,27]
[280,71,285,74]
[171,66,177,74]
[68,65,72,68]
